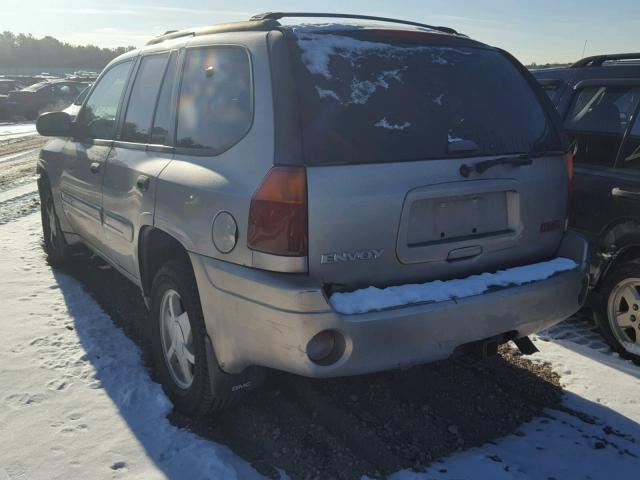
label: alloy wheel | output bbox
[607,278,640,355]
[159,289,196,389]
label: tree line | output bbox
[0,32,134,70]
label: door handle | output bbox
[136,175,150,192]
[89,162,101,174]
[612,187,640,200]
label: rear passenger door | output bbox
[610,110,640,225]
[564,81,640,241]
[101,51,178,278]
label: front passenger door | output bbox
[59,61,133,253]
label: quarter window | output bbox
[122,53,169,143]
[565,85,640,167]
[78,61,133,140]
[176,46,252,152]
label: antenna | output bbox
[581,40,588,59]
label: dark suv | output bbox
[534,54,640,362]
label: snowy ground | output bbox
[0,121,37,142]
[0,215,263,479]
[1,187,639,477]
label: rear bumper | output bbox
[190,230,589,377]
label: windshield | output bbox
[288,32,561,165]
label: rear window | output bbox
[288,32,560,165]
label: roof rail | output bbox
[250,12,459,35]
[572,53,640,68]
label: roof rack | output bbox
[572,53,640,68]
[250,12,459,35]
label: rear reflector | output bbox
[247,167,308,257]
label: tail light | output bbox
[247,166,308,257]
[564,151,574,224]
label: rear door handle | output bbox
[612,187,640,200]
[89,162,101,174]
[136,175,150,192]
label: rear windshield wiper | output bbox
[460,153,533,177]
[474,154,532,174]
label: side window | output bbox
[121,53,169,143]
[618,114,640,171]
[150,52,177,145]
[78,61,133,140]
[565,86,640,167]
[176,46,252,152]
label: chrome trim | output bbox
[251,251,308,273]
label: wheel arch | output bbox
[138,226,193,298]
[595,219,640,288]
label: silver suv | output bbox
[36,13,589,416]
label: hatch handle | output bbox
[447,245,483,262]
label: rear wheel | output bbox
[38,178,74,266]
[594,262,640,364]
[150,260,259,416]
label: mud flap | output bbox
[204,335,265,400]
[513,336,539,355]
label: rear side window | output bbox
[287,32,560,165]
[176,46,252,152]
[78,61,133,140]
[150,52,177,145]
[565,85,640,166]
[121,53,169,143]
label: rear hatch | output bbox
[285,28,568,290]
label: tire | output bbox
[38,177,74,266]
[149,259,261,416]
[593,261,640,364]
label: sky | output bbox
[2,0,639,64]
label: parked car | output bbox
[0,79,26,118]
[533,53,640,363]
[7,79,87,120]
[62,84,92,119]
[35,12,588,416]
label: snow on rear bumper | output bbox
[190,231,589,377]
[331,257,578,314]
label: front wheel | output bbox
[38,178,74,266]
[150,260,260,416]
[594,262,640,364]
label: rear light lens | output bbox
[247,166,308,257]
[564,151,574,223]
